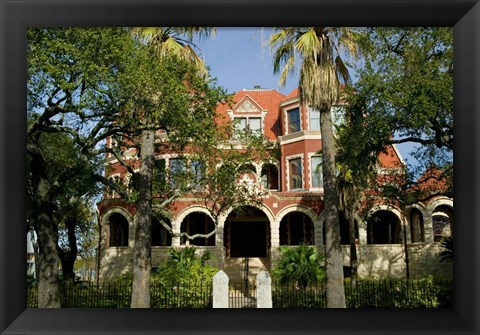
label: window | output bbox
[287,108,301,134]
[289,158,303,190]
[311,156,323,188]
[109,213,129,247]
[410,209,425,243]
[261,164,279,190]
[279,212,314,245]
[191,160,204,190]
[331,105,345,128]
[108,175,121,198]
[433,215,451,242]
[153,159,166,192]
[308,107,321,131]
[234,117,262,137]
[169,158,186,188]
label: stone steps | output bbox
[223,257,270,284]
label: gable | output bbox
[231,95,264,114]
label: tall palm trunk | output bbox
[131,129,154,308]
[320,106,346,308]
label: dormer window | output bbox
[234,117,262,137]
[287,108,301,134]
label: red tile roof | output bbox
[378,145,403,168]
[411,166,450,195]
[282,88,300,101]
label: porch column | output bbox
[171,219,181,247]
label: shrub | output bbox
[272,244,325,288]
[150,247,216,308]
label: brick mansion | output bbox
[97,87,453,283]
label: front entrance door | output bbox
[229,221,267,258]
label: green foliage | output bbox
[345,277,452,308]
[272,277,453,308]
[151,247,217,286]
[345,27,453,174]
[149,247,216,308]
[439,236,453,263]
[272,245,325,288]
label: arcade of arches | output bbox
[100,200,453,280]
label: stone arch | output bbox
[427,197,454,213]
[276,205,320,247]
[279,212,315,245]
[175,206,214,230]
[276,205,319,227]
[366,206,403,245]
[428,197,454,241]
[222,204,273,258]
[102,207,133,248]
[408,203,428,243]
[219,203,275,230]
[175,206,216,246]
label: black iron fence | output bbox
[229,282,256,308]
[272,278,453,308]
[28,278,452,308]
[27,282,212,308]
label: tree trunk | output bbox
[131,129,155,308]
[348,210,358,285]
[30,145,62,308]
[57,218,78,282]
[320,106,346,308]
[36,212,61,308]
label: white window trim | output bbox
[286,154,304,191]
[232,114,266,136]
[108,173,122,198]
[261,161,280,191]
[307,106,321,132]
[283,104,302,135]
[308,153,324,192]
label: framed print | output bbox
[1,0,479,334]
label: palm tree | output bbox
[270,27,361,307]
[129,27,215,308]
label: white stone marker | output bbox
[256,270,272,308]
[212,270,229,308]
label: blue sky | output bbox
[195,28,298,95]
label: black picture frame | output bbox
[1,1,479,334]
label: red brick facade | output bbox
[98,88,453,281]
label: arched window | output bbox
[432,205,453,242]
[180,212,215,246]
[261,164,279,190]
[280,212,314,245]
[152,216,172,246]
[367,210,401,244]
[410,208,425,243]
[108,213,128,247]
